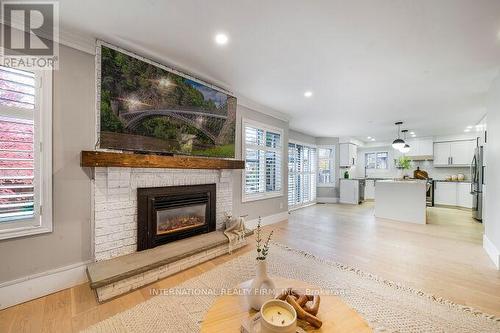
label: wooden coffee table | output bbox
[201,277,372,332]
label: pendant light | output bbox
[392,122,405,150]
[400,129,410,153]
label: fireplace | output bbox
[137,184,216,251]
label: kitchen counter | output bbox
[375,180,427,224]
[377,179,425,184]
[354,177,391,181]
[434,180,471,183]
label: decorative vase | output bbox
[247,260,276,311]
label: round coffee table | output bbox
[201,277,372,332]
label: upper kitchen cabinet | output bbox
[433,142,451,165]
[406,138,434,159]
[450,140,476,165]
[339,143,357,167]
[433,139,476,167]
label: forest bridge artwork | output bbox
[119,107,228,143]
[98,44,236,158]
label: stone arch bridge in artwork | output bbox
[119,108,228,143]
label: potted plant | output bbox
[396,156,412,179]
[247,217,275,310]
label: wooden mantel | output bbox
[81,151,245,170]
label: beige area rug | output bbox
[83,242,500,333]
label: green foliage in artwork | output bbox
[136,116,212,144]
[192,144,235,158]
[100,90,124,132]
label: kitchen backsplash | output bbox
[412,161,470,180]
[353,151,471,181]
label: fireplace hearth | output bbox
[137,184,216,251]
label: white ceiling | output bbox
[58,0,500,141]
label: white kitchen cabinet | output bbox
[418,139,434,156]
[433,142,451,166]
[351,144,358,166]
[434,182,458,206]
[434,182,473,208]
[433,140,476,167]
[450,140,476,166]
[365,180,375,199]
[406,138,434,158]
[340,143,357,167]
[457,183,473,209]
[339,179,360,204]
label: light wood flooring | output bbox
[1,203,499,332]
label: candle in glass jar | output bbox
[262,305,294,326]
[260,299,297,333]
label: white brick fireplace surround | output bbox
[93,167,233,261]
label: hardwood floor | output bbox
[1,202,499,332]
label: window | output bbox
[288,142,317,209]
[317,147,335,186]
[365,152,388,169]
[243,120,283,201]
[0,66,52,240]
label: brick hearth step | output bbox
[86,230,251,302]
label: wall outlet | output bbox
[279,202,283,209]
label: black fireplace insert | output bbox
[137,184,216,251]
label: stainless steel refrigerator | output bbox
[471,146,484,221]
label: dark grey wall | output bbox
[0,45,95,283]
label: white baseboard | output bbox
[289,202,317,212]
[483,234,500,270]
[0,260,91,310]
[246,211,289,229]
[316,197,339,204]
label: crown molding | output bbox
[1,16,96,55]
[58,27,96,54]
[236,94,291,122]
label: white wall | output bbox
[484,74,500,269]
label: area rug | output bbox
[82,242,500,333]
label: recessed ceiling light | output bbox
[466,125,473,129]
[215,33,229,45]
[304,91,313,98]
[371,138,376,141]
[367,136,372,139]
[410,132,415,135]
[464,128,471,132]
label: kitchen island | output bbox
[375,180,427,224]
